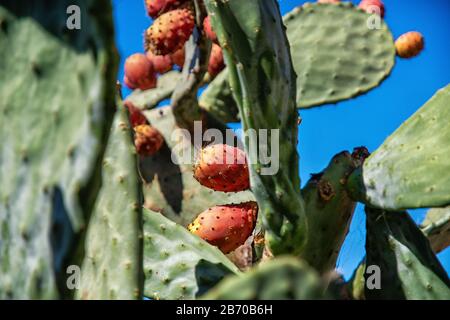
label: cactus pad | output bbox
[125,71,181,110]
[200,2,395,115]
[143,208,239,300]
[365,207,450,300]
[0,0,117,299]
[199,70,240,123]
[76,101,143,300]
[202,257,328,300]
[204,0,306,256]
[300,151,358,273]
[421,206,450,254]
[347,85,450,210]
[140,106,254,227]
[285,2,395,108]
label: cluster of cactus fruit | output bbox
[0,0,449,300]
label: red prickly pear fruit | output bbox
[170,46,185,68]
[358,0,385,18]
[188,202,258,254]
[145,8,195,56]
[123,76,136,90]
[124,53,157,90]
[395,31,424,59]
[208,44,225,79]
[146,51,173,74]
[144,0,189,19]
[134,124,164,156]
[194,144,250,193]
[124,101,148,127]
[203,15,218,44]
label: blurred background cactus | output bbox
[0,0,449,300]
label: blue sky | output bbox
[112,0,450,279]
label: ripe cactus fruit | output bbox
[359,0,385,18]
[208,44,225,78]
[194,144,250,193]
[134,124,164,156]
[170,46,186,68]
[145,8,195,56]
[203,15,218,44]
[124,101,148,127]
[124,53,157,90]
[395,31,425,58]
[144,0,189,19]
[188,202,258,254]
[146,51,173,74]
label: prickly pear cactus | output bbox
[202,257,329,300]
[125,71,182,110]
[365,207,450,300]
[199,2,395,121]
[300,151,361,273]
[421,206,450,254]
[347,259,366,300]
[0,0,117,299]
[140,106,254,227]
[285,2,395,108]
[76,100,143,300]
[347,85,450,210]
[142,208,239,300]
[204,0,306,256]
[199,70,240,123]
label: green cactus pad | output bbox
[421,206,450,254]
[285,2,395,108]
[365,207,450,300]
[76,101,143,300]
[347,85,450,210]
[142,208,239,300]
[300,151,358,273]
[140,106,254,227]
[204,0,306,256]
[347,259,366,300]
[202,257,329,300]
[200,2,395,116]
[0,0,117,299]
[199,70,240,123]
[125,71,181,110]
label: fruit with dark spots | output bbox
[134,124,164,156]
[194,144,250,193]
[188,202,258,254]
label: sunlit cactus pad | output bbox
[77,103,142,300]
[125,71,181,110]
[143,208,239,300]
[349,85,450,210]
[285,2,395,108]
[421,206,450,254]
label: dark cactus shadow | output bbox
[139,141,183,214]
